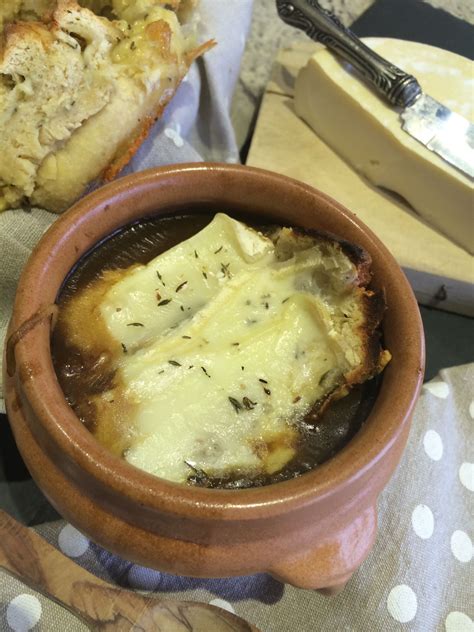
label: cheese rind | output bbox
[294,38,474,254]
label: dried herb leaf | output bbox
[156,270,165,286]
[243,397,257,410]
[228,396,243,413]
[175,281,188,293]
[184,460,210,485]
[220,262,231,278]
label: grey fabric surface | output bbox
[1,364,473,631]
[0,0,253,411]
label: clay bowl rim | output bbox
[9,163,424,521]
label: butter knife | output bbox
[276,0,474,179]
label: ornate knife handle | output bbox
[276,0,422,107]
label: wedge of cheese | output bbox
[294,38,473,254]
[61,214,388,485]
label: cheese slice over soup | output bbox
[61,213,387,485]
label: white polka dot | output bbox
[423,381,450,398]
[423,430,443,461]
[459,463,474,491]
[58,524,89,558]
[387,585,418,623]
[445,611,474,631]
[164,127,184,148]
[209,598,235,614]
[411,504,434,539]
[469,401,474,419]
[7,595,42,632]
[450,530,473,563]
[128,566,161,590]
[225,155,239,164]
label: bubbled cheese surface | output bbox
[92,214,365,484]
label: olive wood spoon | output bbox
[0,510,260,631]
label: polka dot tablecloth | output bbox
[1,363,472,631]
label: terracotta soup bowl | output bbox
[3,164,424,592]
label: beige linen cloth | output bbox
[1,364,473,631]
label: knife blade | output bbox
[401,95,474,177]
[276,0,474,179]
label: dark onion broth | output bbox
[52,213,380,489]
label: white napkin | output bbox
[0,0,254,410]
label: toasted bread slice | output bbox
[0,0,213,212]
[271,226,390,404]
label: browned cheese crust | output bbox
[271,225,391,412]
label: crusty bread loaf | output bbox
[0,0,213,212]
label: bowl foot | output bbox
[269,504,376,591]
[317,578,352,596]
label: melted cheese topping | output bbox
[90,214,366,484]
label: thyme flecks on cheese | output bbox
[79,213,385,484]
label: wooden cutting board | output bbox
[246,41,474,316]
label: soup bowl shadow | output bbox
[3,164,424,593]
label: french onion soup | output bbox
[52,213,390,488]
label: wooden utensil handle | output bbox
[0,510,259,631]
[276,0,422,107]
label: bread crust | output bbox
[103,37,216,182]
[271,225,391,405]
